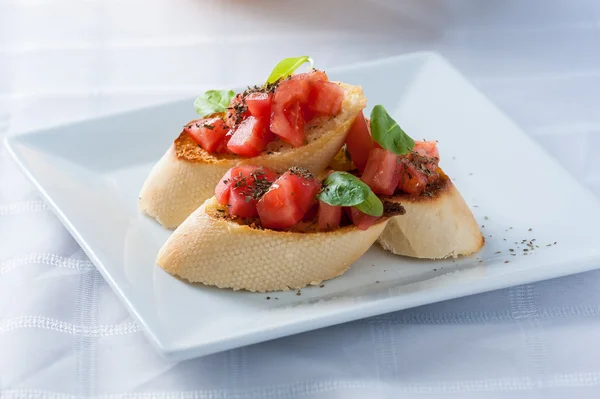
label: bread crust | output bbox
[139,83,366,229]
[377,174,484,259]
[156,197,394,292]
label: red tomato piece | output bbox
[215,168,233,204]
[287,170,322,213]
[344,112,373,172]
[215,165,278,217]
[257,179,303,229]
[270,77,311,147]
[318,201,342,230]
[257,170,320,229]
[228,188,258,218]
[346,207,378,231]
[185,118,230,154]
[398,160,428,196]
[413,140,439,159]
[412,140,440,184]
[361,148,401,196]
[225,94,250,129]
[294,70,329,84]
[302,203,319,222]
[273,76,311,108]
[308,70,329,83]
[227,116,274,157]
[302,106,316,122]
[214,130,234,154]
[245,92,272,119]
[308,80,344,116]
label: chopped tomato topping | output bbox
[398,160,428,196]
[302,203,319,222]
[214,130,234,154]
[412,140,440,184]
[361,148,401,196]
[318,201,342,230]
[227,116,273,157]
[413,140,439,160]
[308,81,344,116]
[185,118,230,154]
[287,170,322,213]
[303,70,328,83]
[346,207,378,231]
[270,77,311,147]
[270,71,342,148]
[225,94,250,129]
[228,188,259,218]
[257,179,303,229]
[245,92,272,120]
[215,168,234,204]
[344,112,373,172]
[257,169,321,229]
[201,70,343,156]
[215,166,278,218]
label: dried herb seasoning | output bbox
[288,166,314,180]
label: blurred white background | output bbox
[2,0,600,397]
[3,0,600,192]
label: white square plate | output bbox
[6,52,600,361]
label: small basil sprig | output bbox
[266,56,313,84]
[318,172,383,217]
[194,89,235,117]
[370,104,415,155]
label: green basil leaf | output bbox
[266,56,313,84]
[318,172,366,207]
[370,104,415,155]
[194,89,235,117]
[355,190,384,217]
[318,172,383,217]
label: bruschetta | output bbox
[156,165,405,292]
[336,105,484,259]
[139,56,367,229]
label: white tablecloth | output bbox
[2,1,600,397]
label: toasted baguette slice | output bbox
[156,197,401,292]
[139,83,366,229]
[377,173,484,259]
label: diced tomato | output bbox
[225,94,250,129]
[257,180,303,229]
[270,76,311,147]
[398,160,428,196]
[302,106,316,122]
[318,201,342,230]
[215,165,278,217]
[256,170,320,229]
[273,76,311,109]
[413,140,439,160]
[287,170,322,213]
[346,207,378,231]
[271,102,306,147]
[361,148,401,196]
[215,168,233,204]
[302,203,319,222]
[300,70,329,83]
[185,118,230,154]
[227,116,273,157]
[344,112,373,172]
[214,130,234,154]
[308,80,344,116]
[245,92,272,120]
[412,140,440,184]
[313,70,329,82]
[228,188,258,218]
